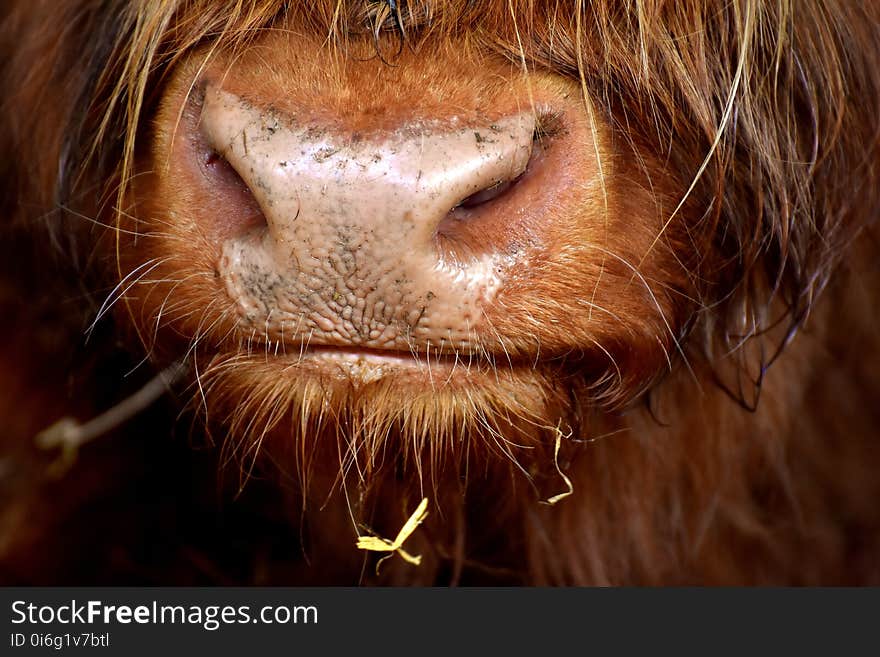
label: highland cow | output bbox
[1,0,879,585]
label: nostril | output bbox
[435,111,566,262]
[452,110,562,212]
[199,146,267,238]
[202,148,244,190]
[457,175,522,209]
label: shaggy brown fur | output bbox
[1,0,879,585]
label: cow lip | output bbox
[299,344,481,365]
[279,343,512,386]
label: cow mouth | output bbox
[231,340,535,386]
[303,344,474,363]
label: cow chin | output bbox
[195,349,577,476]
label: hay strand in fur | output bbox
[542,425,574,505]
[357,497,429,572]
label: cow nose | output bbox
[199,87,535,260]
[194,86,543,351]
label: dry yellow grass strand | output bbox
[357,497,429,573]
[542,425,574,505]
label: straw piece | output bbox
[357,497,429,573]
[542,427,574,505]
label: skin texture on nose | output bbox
[200,87,537,353]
